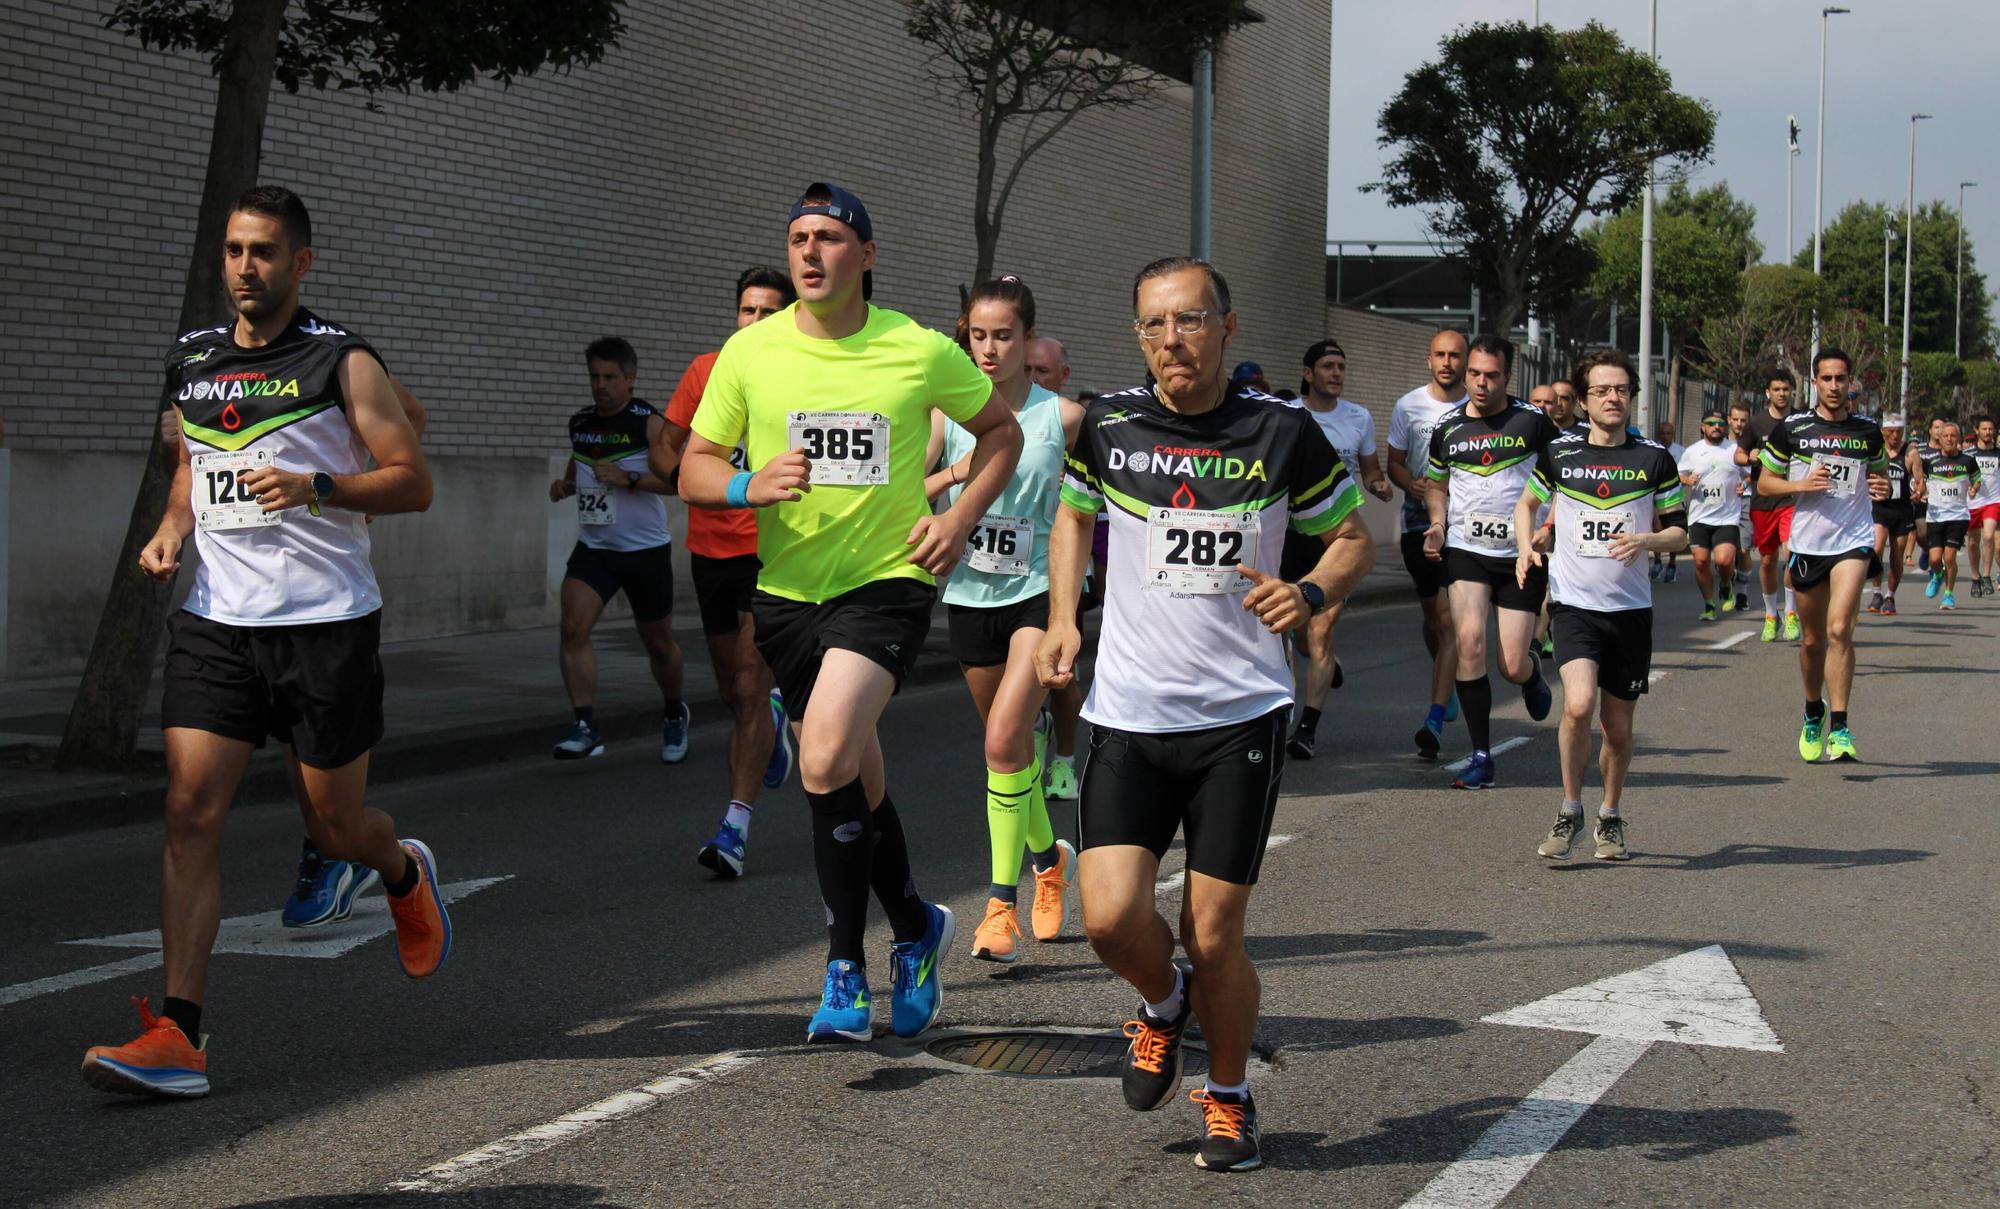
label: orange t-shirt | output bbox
[664,351,760,560]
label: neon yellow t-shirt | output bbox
[693,304,995,603]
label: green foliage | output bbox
[1800,199,1991,357]
[1700,264,1827,391]
[1964,360,2000,411]
[1661,180,1761,269]
[1588,206,1741,334]
[1370,19,1716,334]
[1905,351,1965,419]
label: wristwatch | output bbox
[310,472,336,504]
[1297,580,1327,615]
[626,470,640,488]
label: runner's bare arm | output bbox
[907,390,1023,576]
[1298,511,1375,604]
[1423,466,1449,559]
[650,418,688,488]
[1387,445,1427,498]
[1060,398,1086,450]
[922,409,967,502]
[1035,502,1093,689]
[240,349,433,516]
[602,413,674,494]
[1358,451,1392,500]
[682,432,809,509]
[139,409,194,581]
[389,374,427,439]
[1512,481,1544,586]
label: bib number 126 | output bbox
[190,449,280,532]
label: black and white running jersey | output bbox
[1529,432,1686,613]
[1061,384,1361,733]
[1757,412,1889,555]
[568,401,670,552]
[1425,399,1560,556]
[1919,451,1980,522]
[1878,447,1913,505]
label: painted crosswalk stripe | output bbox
[1442,733,1534,775]
[1156,834,1293,893]
[0,952,164,1008]
[1708,629,1755,651]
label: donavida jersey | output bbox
[1676,438,1746,526]
[1529,432,1686,613]
[170,309,384,626]
[1386,386,1465,533]
[1758,412,1889,555]
[1920,451,1979,522]
[568,400,670,552]
[1967,442,2000,507]
[1425,399,1560,556]
[1062,384,1360,733]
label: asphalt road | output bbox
[3,570,1995,1208]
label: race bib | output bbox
[963,514,1034,576]
[576,483,617,526]
[191,449,281,532]
[1464,511,1513,546]
[1145,508,1259,594]
[1931,478,1967,510]
[1697,480,1726,504]
[789,411,890,486]
[1813,454,1861,499]
[1573,511,1634,559]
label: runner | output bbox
[651,266,799,878]
[1728,399,1756,605]
[1911,418,1937,570]
[548,337,689,763]
[1026,333,1086,802]
[1386,330,1469,759]
[679,183,1022,1041]
[1525,384,1565,658]
[1677,410,1746,620]
[1284,339,1392,759]
[1736,370,1800,642]
[1422,335,1561,789]
[1917,421,1979,611]
[1515,349,1686,862]
[1650,420,1685,583]
[1867,414,1917,616]
[924,276,1083,964]
[1551,378,1583,433]
[1036,256,1373,1173]
[1754,348,1891,762]
[83,186,448,1098]
[1963,416,2000,596]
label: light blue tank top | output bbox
[942,383,1065,607]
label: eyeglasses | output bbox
[1134,310,1215,341]
[1585,384,1633,400]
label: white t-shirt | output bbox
[1387,385,1466,534]
[1291,397,1377,486]
[1677,439,1747,526]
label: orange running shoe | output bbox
[1030,839,1076,942]
[969,897,1021,963]
[81,996,209,1098]
[388,838,452,978]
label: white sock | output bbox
[1561,799,1584,817]
[1599,804,1620,819]
[1783,586,1795,614]
[1205,1078,1249,1098]
[1142,965,1185,1021]
[1053,753,1075,770]
[1762,592,1781,617]
[724,800,752,835]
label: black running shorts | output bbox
[1399,531,1443,599]
[1078,707,1288,886]
[690,552,760,636]
[947,592,1050,668]
[1280,530,1328,583]
[752,578,933,718]
[1929,520,1969,549]
[1788,547,1880,590]
[565,541,674,623]
[1442,546,1546,613]
[1872,504,1915,539]
[1687,522,1740,551]
[161,609,385,769]
[1550,603,1652,702]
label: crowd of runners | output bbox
[79,181,1953,1175]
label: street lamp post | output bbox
[1900,114,1932,408]
[1958,181,1979,358]
[1883,219,1893,327]
[1637,0,1658,432]
[1811,6,1850,355]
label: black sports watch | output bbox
[626,470,641,488]
[1297,580,1327,615]
[310,472,336,505]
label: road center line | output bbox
[1156,833,1292,893]
[0,952,164,1008]
[1442,734,1534,774]
[387,1051,763,1192]
[1707,629,1755,651]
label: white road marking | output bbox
[1155,833,1292,893]
[1708,629,1756,651]
[1403,945,1780,1209]
[1442,734,1534,774]
[387,1051,762,1192]
[1647,669,1670,687]
[0,952,164,1008]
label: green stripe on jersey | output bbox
[181,402,336,451]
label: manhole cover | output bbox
[927,1030,1208,1078]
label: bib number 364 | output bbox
[1145,508,1258,594]
[788,411,890,486]
[191,449,281,532]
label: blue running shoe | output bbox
[696,821,746,879]
[889,902,956,1039]
[1523,673,1553,722]
[807,960,872,1042]
[1918,547,1930,573]
[282,844,379,929]
[1453,751,1496,790]
[661,702,692,764]
[763,689,794,789]
[1927,569,1943,599]
[1443,691,1460,723]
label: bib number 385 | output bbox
[191,449,281,532]
[788,411,890,486]
[1145,508,1258,594]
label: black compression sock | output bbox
[385,854,419,897]
[574,705,595,726]
[1830,710,1848,730]
[1297,707,1322,735]
[1457,676,1494,751]
[868,795,929,943]
[162,996,202,1040]
[1804,700,1826,721]
[808,779,874,963]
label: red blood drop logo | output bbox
[1172,482,1196,509]
[1597,481,1611,498]
[221,402,242,431]
[1480,449,1494,466]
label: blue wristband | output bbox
[725,471,753,508]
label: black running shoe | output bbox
[1119,962,1194,1111]
[1191,1088,1262,1172]
[1285,728,1315,760]
[1414,717,1443,760]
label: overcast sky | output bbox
[1328,0,1998,300]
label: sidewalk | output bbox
[0,538,1411,845]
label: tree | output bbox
[904,0,1254,288]
[1661,179,1761,270]
[1963,359,2000,414]
[1818,307,1897,411]
[61,0,625,770]
[1905,351,1965,423]
[1700,264,1825,392]
[1369,20,1715,336]
[1588,203,1739,409]
[1801,199,1991,357]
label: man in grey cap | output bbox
[1868,413,1916,615]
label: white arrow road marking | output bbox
[1402,945,1780,1209]
[0,877,511,1009]
[1443,734,1534,775]
[1155,834,1292,893]
[1708,629,1756,651]
[387,1050,762,1192]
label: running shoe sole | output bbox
[553,744,604,760]
[764,693,796,789]
[81,1054,209,1099]
[395,839,452,977]
[696,842,744,878]
[1414,724,1442,760]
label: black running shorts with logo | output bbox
[564,541,674,622]
[1078,707,1288,886]
[1929,520,1969,549]
[1441,546,1546,612]
[1399,531,1443,599]
[1787,547,1881,589]
[689,552,760,636]
[1872,504,1916,538]
[1550,603,1651,702]
[1687,522,1740,551]
[161,609,385,769]
[947,592,1050,668]
[752,578,934,717]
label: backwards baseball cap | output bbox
[1701,409,1726,423]
[788,182,873,243]
[1301,339,1345,367]
[1231,360,1265,383]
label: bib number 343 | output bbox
[788,411,890,486]
[191,449,281,532]
[1146,508,1258,594]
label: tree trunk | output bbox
[55,0,286,770]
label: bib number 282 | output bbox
[1146,507,1259,594]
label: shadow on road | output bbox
[233,1185,627,1207]
[1247,928,1489,960]
[1258,1013,1465,1055]
[1835,759,2000,783]
[1548,842,1933,873]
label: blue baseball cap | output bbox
[1231,360,1264,383]
[788,182,873,243]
